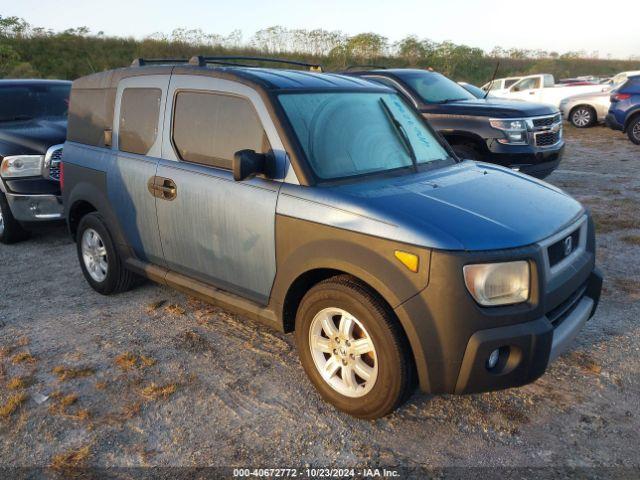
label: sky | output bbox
[2,0,639,59]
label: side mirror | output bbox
[233,149,266,181]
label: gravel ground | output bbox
[0,125,639,474]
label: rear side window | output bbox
[172,91,269,170]
[119,88,162,155]
[68,88,116,147]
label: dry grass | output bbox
[11,351,36,365]
[591,198,639,234]
[146,299,167,313]
[52,366,95,381]
[0,345,15,359]
[95,381,107,390]
[165,304,186,316]
[569,351,603,375]
[50,445,91,470]
[48,392,90,421]
[7,376,34,390]
[140,383,177,401]
[0,392,28,419]
[621,235,640,246]
[115,352,157,371]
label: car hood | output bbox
[0,118,67,156]
[319,162,584,251]
[422,98,557,118]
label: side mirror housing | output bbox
[233,149,266,181]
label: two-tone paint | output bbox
[63,65,602,395]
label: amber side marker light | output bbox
[394,250,419,273]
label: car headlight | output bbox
[489,118,528,145]
[0,155,44,178]
[463,261,530,306]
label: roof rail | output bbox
[345,65,387,71]
[131,58,189,67]
[189,55,323,72]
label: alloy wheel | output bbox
[308,307,378,398]
[572,108,592,127]
[633,122,640,142]
[81,228,108,282]
[0,208,4,237]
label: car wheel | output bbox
[295,275,415,419]
[76,212,138,295]
[570,106,596,128]
[451,144,480,161]
[627,116,640,145]
[0,192,30,244]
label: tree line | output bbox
[1,16,638,84]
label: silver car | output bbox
[559,91,611,128]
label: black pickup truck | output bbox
[0,79,70,243]
[347,69,564,179]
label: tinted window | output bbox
[172,91,269,170]
[398,72,475,103]
[279,92,450,180]
[0,83,70,122]
[68,88,116,147]
[119,88,161,155]
[504,78,519,88]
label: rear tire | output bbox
[451,144,481,161]
[295,275,414,419]
[570,106,596,128]
[627,116,640,145]
[76,212,138,295]
[0,193,30,244]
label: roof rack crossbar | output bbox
[189,55,323,71]
[345,65,387,71]
[131,58,189,67]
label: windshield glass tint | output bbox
[279,92,450,180]
[0,84,71,122]
[400,72,475,103]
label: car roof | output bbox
[72,64,390,93]
[0,79,72,86]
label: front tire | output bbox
[570,106,596,128]
[627,116,640,145]
[295,275,414,419]
[0,193,30,244]
[76,212,138,295]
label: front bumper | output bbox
[5,193,64,222]
[605,113,624,131]
[394,215,602,395]
[454,268,602,394]
[485,140,564,179]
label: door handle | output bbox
[147,176,177,201]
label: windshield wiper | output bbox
[378,98,418,173]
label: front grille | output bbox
[48,147,63,181]
[535,130,560,147]
[546,283,587,328]
[533,114,561,127]
[548,228,581,267]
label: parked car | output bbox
[0,79,71,243]
[606,75,640,144]
[559,91,612,128]
[481,76,522,93]
[458,82,488,98]
[602,71,640,89]
[63,56,602,419]
[491,74,608,107]
[346,68,564,179]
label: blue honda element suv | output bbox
[62,56,603,418]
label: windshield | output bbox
[399,72,475,103]
[278,92,450,180]
[0,83,71,122]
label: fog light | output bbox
[487,349,500,370]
